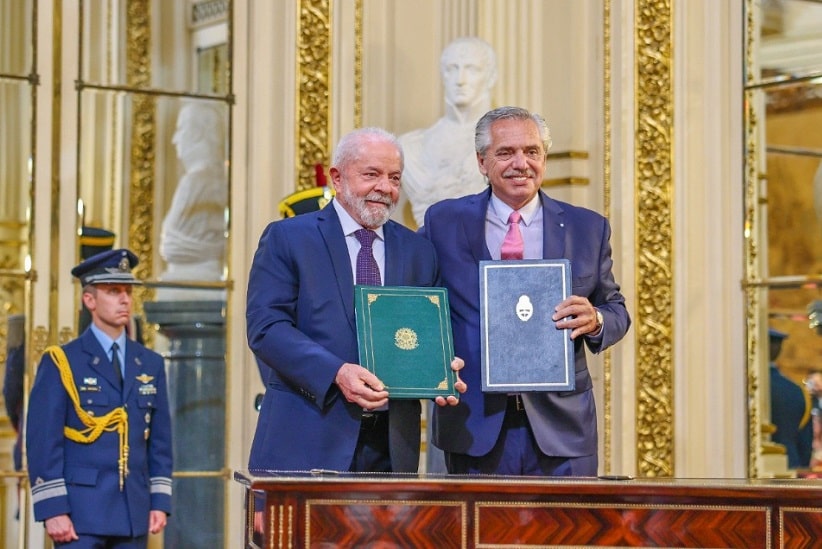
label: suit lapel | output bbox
[317,204,358,331]
[382,222,402,285]
[466,189,493,262]
[81,331,120,390]
[122,340,149,401]
[122,341,136,400]
[540,191,567,259]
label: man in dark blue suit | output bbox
[768,328,813,468]
[247,127,465,479]
[27,249,173,547]
[423,106,631,476]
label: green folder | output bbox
[354,285,457,399]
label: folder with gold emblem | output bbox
[479,259,575,392]
[355,285,457,399]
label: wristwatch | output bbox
[594,309,604,331]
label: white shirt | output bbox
[332,199,386,284]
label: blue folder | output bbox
[479,259,575,392]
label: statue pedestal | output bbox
[143,300,226,548]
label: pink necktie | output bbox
[500,211,524,260]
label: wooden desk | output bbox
[235,470,822,548]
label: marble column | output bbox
[143,300,225,548]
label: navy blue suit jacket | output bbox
[770,365,813,468]
[27,329,172,536]
[246,202,440,472]
[423,189,630,459]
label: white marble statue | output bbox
[398,37,498,227]
[158,100,228,300]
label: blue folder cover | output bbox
[479,259,575,392]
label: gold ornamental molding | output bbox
[59,326,74,345]
[126,0,156,346]
[634,0,674,477]
[32,325,48,359]
[296,0,332,191]
[541,177,590,187]
[354,0,363,128]
[190,0,229,28]
[126,0,155,281]
[602,0,613,475]
[269,503,294,548]
[743,0,764,479]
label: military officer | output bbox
[27,248,173,548]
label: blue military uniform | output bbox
[26,249,173,542]
[768,328,813,469]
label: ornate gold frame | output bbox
[297,0,677,477]
[296,0,333,190]
[743,0,762,479]
[634,0,675,477]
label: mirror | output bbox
[77,0,231,292]
[74,1,233,546]
[745,0,822,476]
[0,0,35,545]
[76,91,230,297]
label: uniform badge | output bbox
[137,373,157,395]
[81,377,101,391]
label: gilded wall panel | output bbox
[297,0,332,190]
[634,0,674,477]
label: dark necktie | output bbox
[111,342,123,385]
[500,211,524,259]
[354,229,382,285]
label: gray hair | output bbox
[475,106,552,156]
[332,127,404,170]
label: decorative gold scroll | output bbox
[354,0,363,128]
[296,0,332,190]
[743,0,763,479]
[634,0,675,477]
[602,0,613,475]
[126,0,154,280]
[125,0,156,345]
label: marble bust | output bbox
[158,100,228,300]
[397,37,498,227]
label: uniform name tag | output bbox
[138,384,157,395]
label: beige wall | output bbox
[231,0,747,481]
